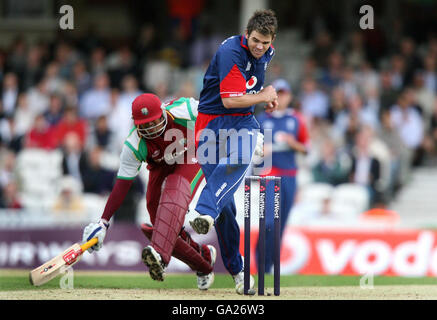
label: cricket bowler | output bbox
[82,93,216,290]
[188,9,279,294]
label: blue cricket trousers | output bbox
[195,112,258,275]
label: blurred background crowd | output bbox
[0,0,436,226]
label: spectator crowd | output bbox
[290,31,437,210]
[0,22,436,222]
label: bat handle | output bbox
[80,237,98,252]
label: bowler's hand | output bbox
[265,99,279,113]
[260,85,278,104]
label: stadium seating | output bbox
[16,148,63,210]
[330,183,370,219]
[298,182,334,205]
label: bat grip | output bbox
[80,237,98,252]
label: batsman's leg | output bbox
[150,174,192,266]
[143,167,169,281]
[141,224,216,289]
[141,223,214,274]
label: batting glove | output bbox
[82,218,110,253]
[254,132,264,158]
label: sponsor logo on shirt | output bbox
[246,76,257,89]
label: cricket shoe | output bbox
[142,245,166,281]
[197,245,217,290]
[233,258,255,295]
[189,214,214,235]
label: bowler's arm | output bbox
[222,85,278,110]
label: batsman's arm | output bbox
[83,144,140,252]
[100,143,141,221]
[82,179,133,252]
[100,178,133,221]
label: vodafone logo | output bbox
[280,229,311,274]
[276,228,437,277]
[246,76,257,89]
[313,231,435,276]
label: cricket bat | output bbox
[29,237,98,286]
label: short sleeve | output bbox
[189,98,199,119]
[296,115,310,145]
[218,47,247,98]
[116,144,142,180]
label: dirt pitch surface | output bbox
[3,286,437,300]
[3,270,437,300]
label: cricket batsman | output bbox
[82,93,216,290]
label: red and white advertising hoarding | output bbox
[242,226,437,277]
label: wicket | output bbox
[244,175,281,296]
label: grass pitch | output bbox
[2,269,437,300]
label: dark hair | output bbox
[246,9,278,38]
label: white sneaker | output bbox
[232,257,255,295]
[142,245,166,281]
[189,214,214,234]
[197,245,217,290]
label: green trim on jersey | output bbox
[173,118,195,131]
[138,139,148,161]
[127,126,136,137]
[185,99,195,121]
[165,101,181,111]
[117,176,136,180]
[124,127,148,162]
[190,169,203,194]
[123,97,197,164]
[124,141,142,162]
[166,97,196,121]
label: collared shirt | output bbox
[117,97,198,180]
[198,35,275,115]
